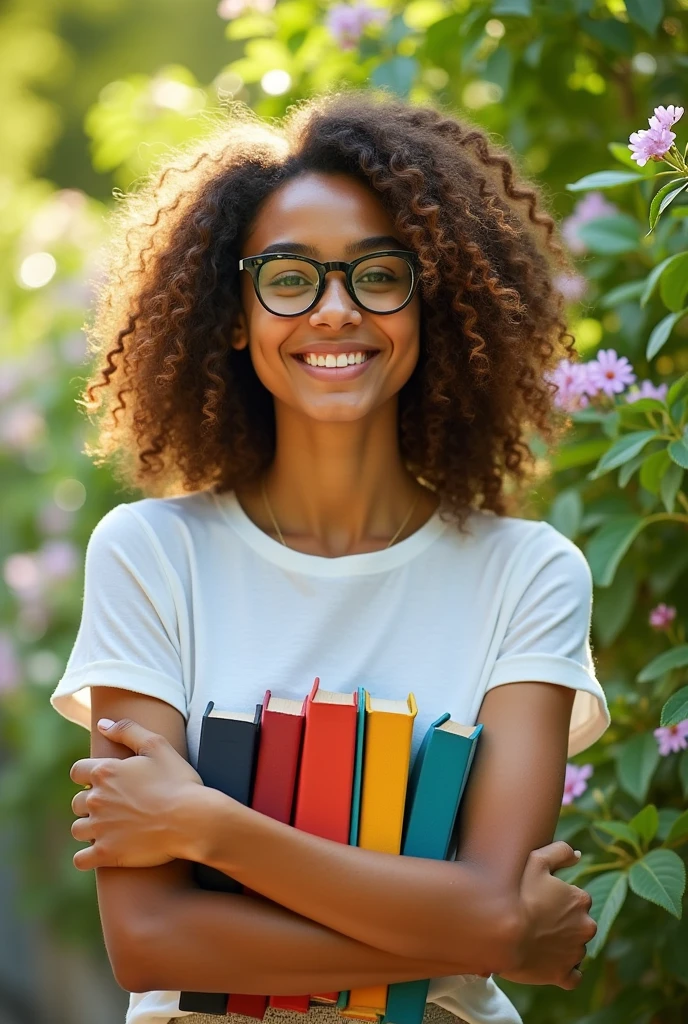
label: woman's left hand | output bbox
[69,718,204,871]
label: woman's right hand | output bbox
[498,841,597,990]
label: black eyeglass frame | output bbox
[238,250,421,317]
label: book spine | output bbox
[383,726,480,1024]
[180,705,262,1014]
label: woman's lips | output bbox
[291,351,380,380]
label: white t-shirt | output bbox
[50,488,610,1024]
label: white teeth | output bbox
[300,351,373,367]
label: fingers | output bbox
[71,816,94,842]
[71,790,89,816]
[69,758,98,786]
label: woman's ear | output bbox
[230,312,249,351]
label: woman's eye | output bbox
[356,270,395,284]
[272,274,309,287]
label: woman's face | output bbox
[235,171,421,423]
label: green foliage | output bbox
[1,0,688,1021]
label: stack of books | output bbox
[179,678,482,1024]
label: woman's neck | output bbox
[235,401,437,557]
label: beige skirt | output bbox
[171,1004,467,1024]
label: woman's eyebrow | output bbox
[257,235,405,257]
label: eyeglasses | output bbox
[238,250,420,317]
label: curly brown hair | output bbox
[80,88,577,527]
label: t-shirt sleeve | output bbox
[483,523,610,757]
[50,503,188,731]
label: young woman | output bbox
[52,90,609,1024]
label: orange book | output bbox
[289,677,358,1006]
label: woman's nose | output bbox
[308,274,362,328]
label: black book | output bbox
[179,700,262,1014]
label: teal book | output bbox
[382,715,483,1024]
[336,686,368,1014]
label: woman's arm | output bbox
[176,681,576,967]
[88,689,506,995]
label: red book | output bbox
[288,677,359,1005]
[228,691,308,1017]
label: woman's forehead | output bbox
[243,171,398,256]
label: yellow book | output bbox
[341,692,418,1020]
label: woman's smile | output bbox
[291,348,380,380]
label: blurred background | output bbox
[1,2,688,1022]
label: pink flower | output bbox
[626,380,669,403]
[649,603,676,629]
[629,125,676,167]
[629,105,682,167]
[562,763,593,805]
[561,192,619,255]
[325,2,388,49]
[548,359,592,411]
[654,720,688,756]
[649,105,684,130]
[37,500,74,535]
[553,273,588,303]
[586,349,636,397]
[0,401,46,451]
[38,539,79,581]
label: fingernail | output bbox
[98,718,115,730]
[574,850,582,858]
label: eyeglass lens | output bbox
[256,255,414,315]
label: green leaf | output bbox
[660,685,688,728]
[617,452,647,488]
[680,749,688,800]
[637,646,688,683]
[491,0,532,14]
[576,215,641,255]
[660,462,683,513]
[585,871,628,958]
[589,430,658,478]
[660,251,688,312]
[647,309,688,360]
[555,812,589,843]
[370,56,418,97]
[616,731,661,802]
[628,849,686,917]
[402,0,447,30]
[618,398,667,425]
[639,449,671,495]
[592,819,642,850]
[566,170,647,192]
[225,13,276,38]
[586,515,645,587]
[640,253,680,307]
[629,805,659,845]
[599,279,646,308]
[668,438,688,469]
[648,180,688,235]
[665,808,688,844]
[552,438,610,471]
[658,808,682,841]
[548,489,583,539]
[667,372,688,407]
[592,563,635,646]
[626,0,665,35]
[579,14,634,53]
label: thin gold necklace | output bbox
[260,477,421,551]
